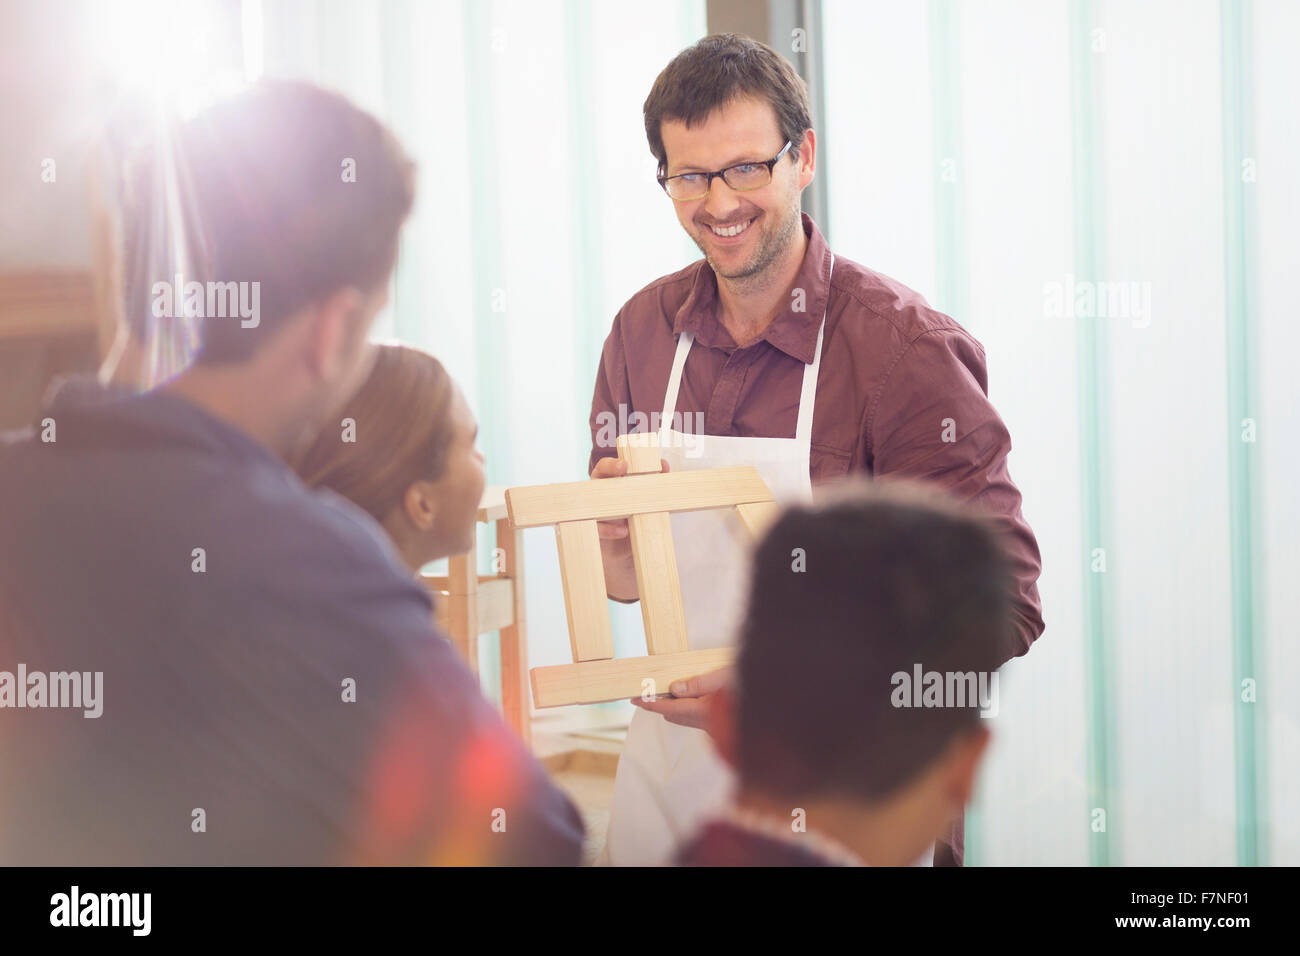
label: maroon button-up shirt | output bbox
[588,214,1045,864]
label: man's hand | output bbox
[591,454,669,548]
[591,456,632,553]
[591,454,669,602]
[631,666,732,731]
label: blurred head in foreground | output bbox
[294,343,486,572]
[162,79,416,457]
[698,480,1012,866]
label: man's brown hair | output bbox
[643,33,813,175]
[175,80,416,364]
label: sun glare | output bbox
[90,0,250,117]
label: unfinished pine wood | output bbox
[422,575,514,632]
[445,549,479,675]
[418,486,530,740]
[420,574,450,593]
[512,459,774,709]
[617,435,688,655]
[443,598,478,673]
[616,431,663,475]
[735,500,781,539]
[555,520,616,662]
[497,518,531,747]
[476,485,508,523]
[531,648,734,708]
[475,577,515,634]
[506,465,772,528]
[627,512,688,654]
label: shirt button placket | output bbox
[706,347,760,436]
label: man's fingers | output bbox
[667,676,700,698]
[591,452,663,540]
[668,665,732,699]
[590,457,628,480]
[596,519,629,539]
[592,459,631,540]
[630,695,708,730]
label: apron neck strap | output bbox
[793,320,825,443]
[660,330,694,430]
[660,253,834,442]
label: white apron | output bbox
[600,255,936,867]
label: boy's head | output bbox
[709,480,1012,863]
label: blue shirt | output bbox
[0,384,583,865]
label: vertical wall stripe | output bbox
[927,0,968,326]
[1219,0,1265,868]
[1069,0,1118,867]
[464,0,512,699]
[564,0,605,461]
[381,0,420,346]
[926,0,980,864]
[797,0,831,240]
[463,0,512,491]
[565,0,624,722]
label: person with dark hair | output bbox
[588,34,1043,865]
[0,81,583,865]
[293,343,485,576]
[676,482,1010,866]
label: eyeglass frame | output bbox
[656,141,794,200]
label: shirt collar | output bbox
[720,804,867,867]
[672,212,833,365]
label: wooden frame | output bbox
[506,433,779,708]
[420,486,531,745]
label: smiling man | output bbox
[587,34,1045,867]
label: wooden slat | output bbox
[530,649,734,708]
[475,576,515,634]
[441,593,477,671]
[496,518,531,746]
[735,500,781,539]
[616,432,663,475]
[506,465,772,528]
[627,512,689,653]
[555,520,615,662]
[422,575,515,634]
[445,548,478,674]
[444,552,479,596]
[476,485,508,523]
[419,574,450,593]
[616,434,688,654]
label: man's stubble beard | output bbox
[695,193,803,288]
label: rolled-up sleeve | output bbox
[865,328,1045,662]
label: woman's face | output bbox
[418,390,488,564]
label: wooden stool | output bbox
[504,433,779,708]
[420,486,530,746]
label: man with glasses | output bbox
[587,34,1045,867]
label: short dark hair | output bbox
[643,33,812,175]
[172,80,416,364]
[734,481,1013,803]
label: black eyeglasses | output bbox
[657,141,793,201]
